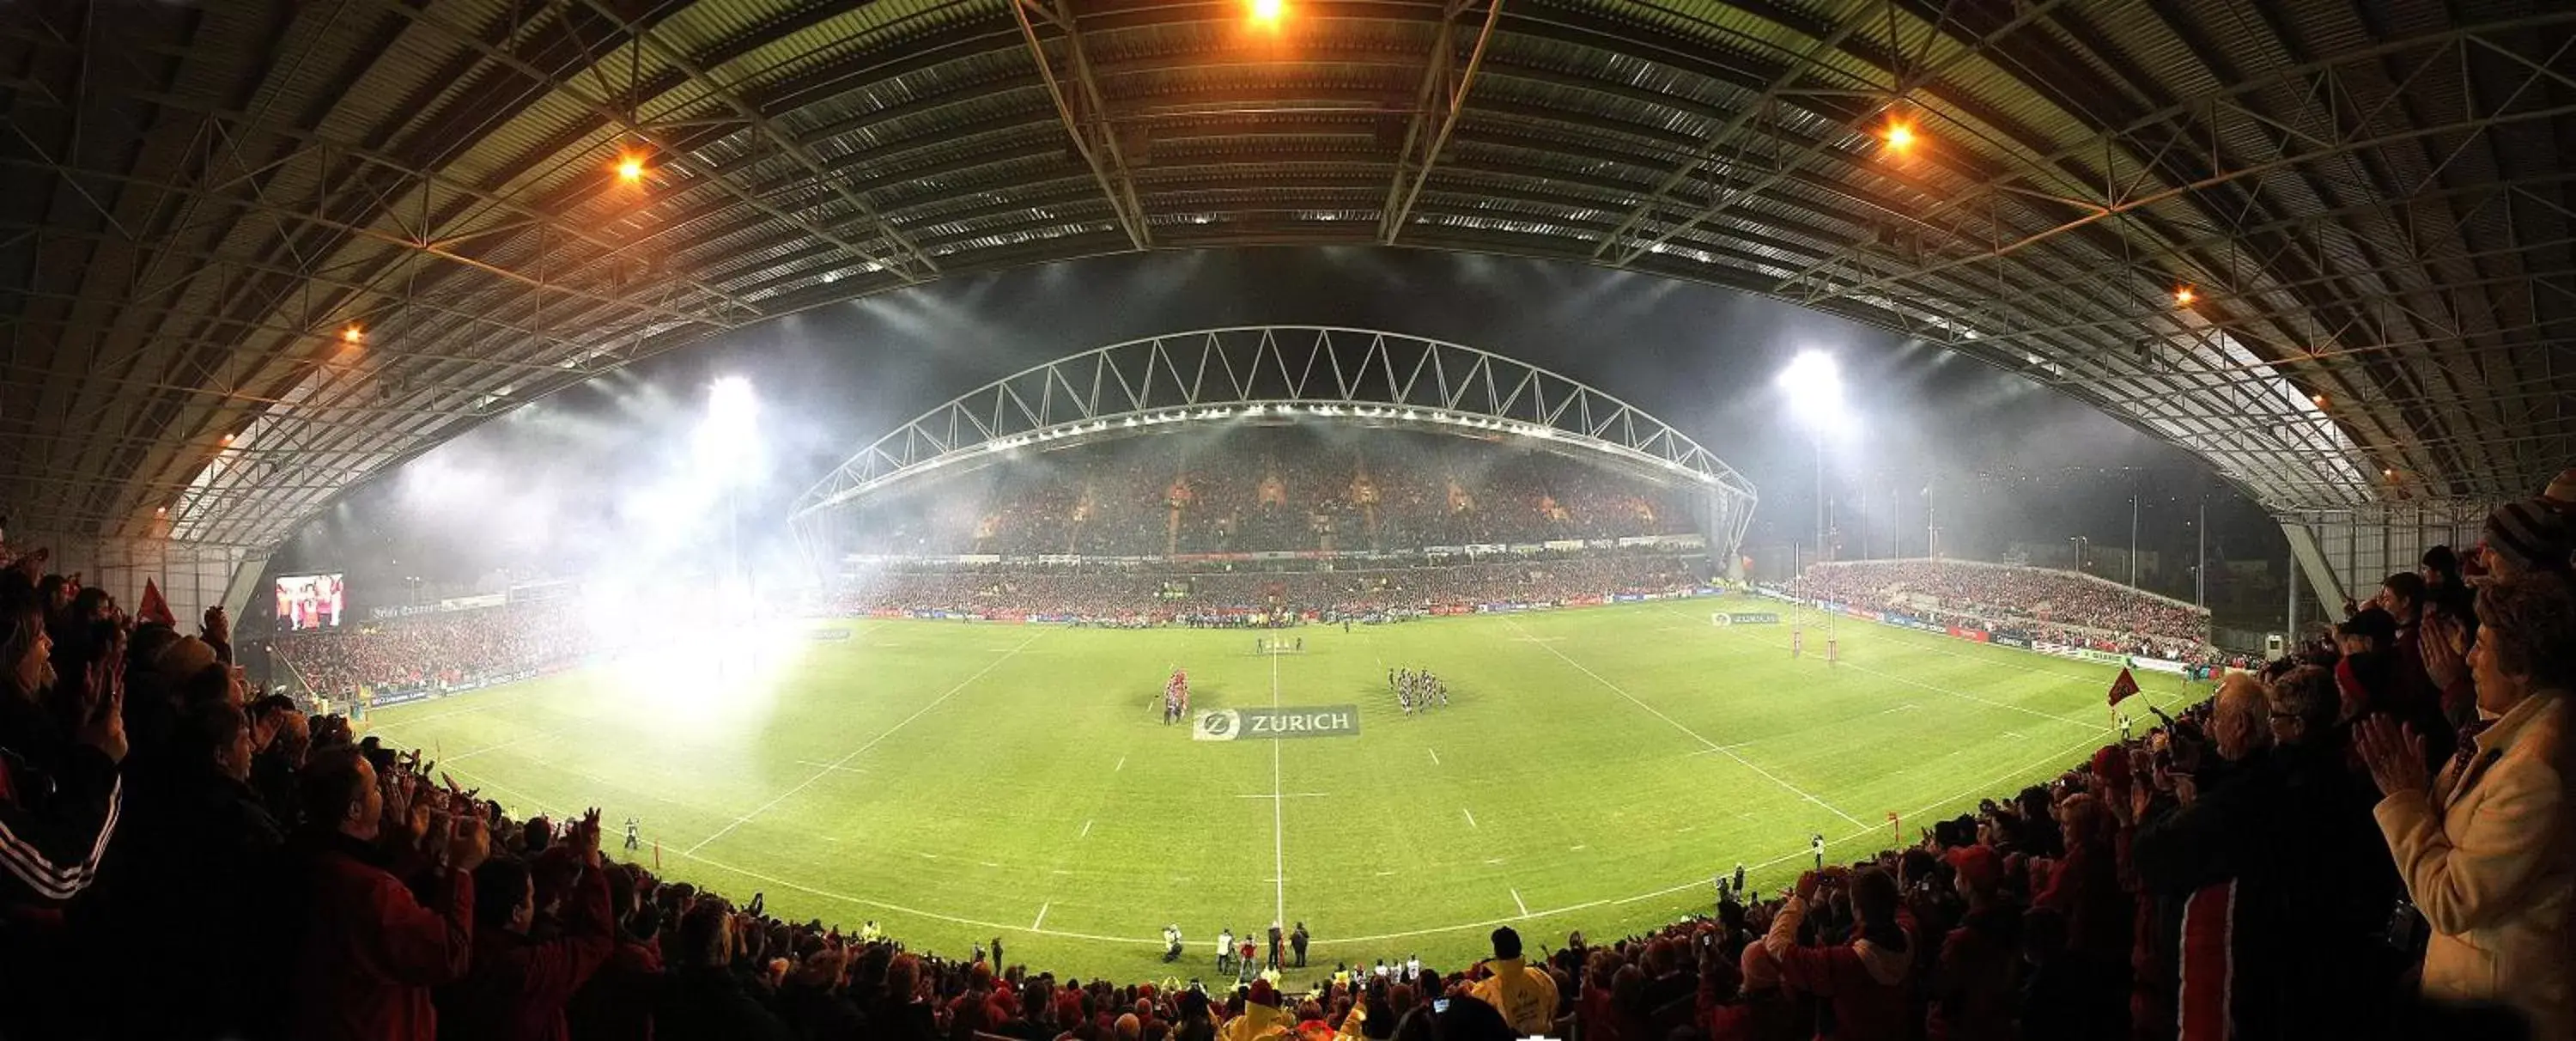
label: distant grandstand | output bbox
[789,327,1758,592]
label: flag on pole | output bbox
[2106,667,2142,706]
[137,578,178,627]
[1886,811,1900,843]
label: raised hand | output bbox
[448,815,492,873]
[76,664,127,764]
[2355,715,2430,798]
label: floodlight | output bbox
[616,155,646,183]
[1249,0,1283,24]
[2174,286,2196,306]
[1774,350,1845,430]
[1883,121,1917,151]
[341,324,364,345]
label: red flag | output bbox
[2106,667,2142,707]
[137,578,178,628]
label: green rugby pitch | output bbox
[366,599,2194,980]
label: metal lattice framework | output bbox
[3,0,2571,558]
[790,326,1759,557]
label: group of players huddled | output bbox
[1388,667,1449,715]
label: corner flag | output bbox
[2106,667,2142,707]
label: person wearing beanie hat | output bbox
[1704,941,1797,1041]
[1218,978,1291,1041]
[1466,927,1559,1036]
[2542,466,2576,508]
[1929,844,2017,1041]
[2484,497,2575,578]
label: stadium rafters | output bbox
[788,326,1759,557]
[2,0,2569,587]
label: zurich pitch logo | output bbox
[1193,709,1241,741]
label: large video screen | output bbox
[274,574,345,630]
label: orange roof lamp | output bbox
[1882,120,1917,152]
[2173,286,2196,306]
[341,324,365,345]
[1248,0,1284,27]
[615,154,647,184]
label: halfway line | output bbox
[1268,652,1287,928]
[686,632,1042,855]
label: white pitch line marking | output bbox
[1461,808,1478,829]
[1428,748,1441,766]
[1268,653,1287,927]
[1239,793,1329,799]
[447,729,555,762]
[980,861,1001,869]
[2003,731,2026,740]
[1511,888,1530,917]
[1115,756,1127,772]
[1032,902,1050,930]
[653,714,2130,952]
[686,632,1042,855]
[1506,618,1868,828]
[793,760,871,772]
[1079,819,1093,838]
[1568,844,1588,851]
[1485,857,1505,865]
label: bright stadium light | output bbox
[1775,350,1847,432]
[1249,0,1284,25]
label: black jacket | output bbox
[653,966,795,1041]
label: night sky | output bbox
[276,247,2287,616]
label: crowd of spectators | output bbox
[847,429,1695,558]
[1,479,2571,1041]
[270,600,601,703]
[1786,559,2213,660]
[835,551,1704,622]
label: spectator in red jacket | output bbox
[1926,844,2019,1041]
[288,746,489,1041]
[1763,867,1914,1041]
[439,809,617,1041]
[568,863,664,1041]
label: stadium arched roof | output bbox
[788,326,1759,553]
[4,0,2569,550]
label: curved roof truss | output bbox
[790,326,1758,549]
[5,0,2569,548]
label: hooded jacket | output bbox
[1762,895,1915,1041]
[1468,956,1561,1036]
[1219,1000,1292,1041]
[436,852,616,1041]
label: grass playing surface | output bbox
[366,599,2196,980]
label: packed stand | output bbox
[1787,558,2213,659]
[270,599,603,703]
[835,551,1704,623]
[1,481,2572,1041]
[841,427,1698,558]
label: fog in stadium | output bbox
[9,3,2572,1036]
